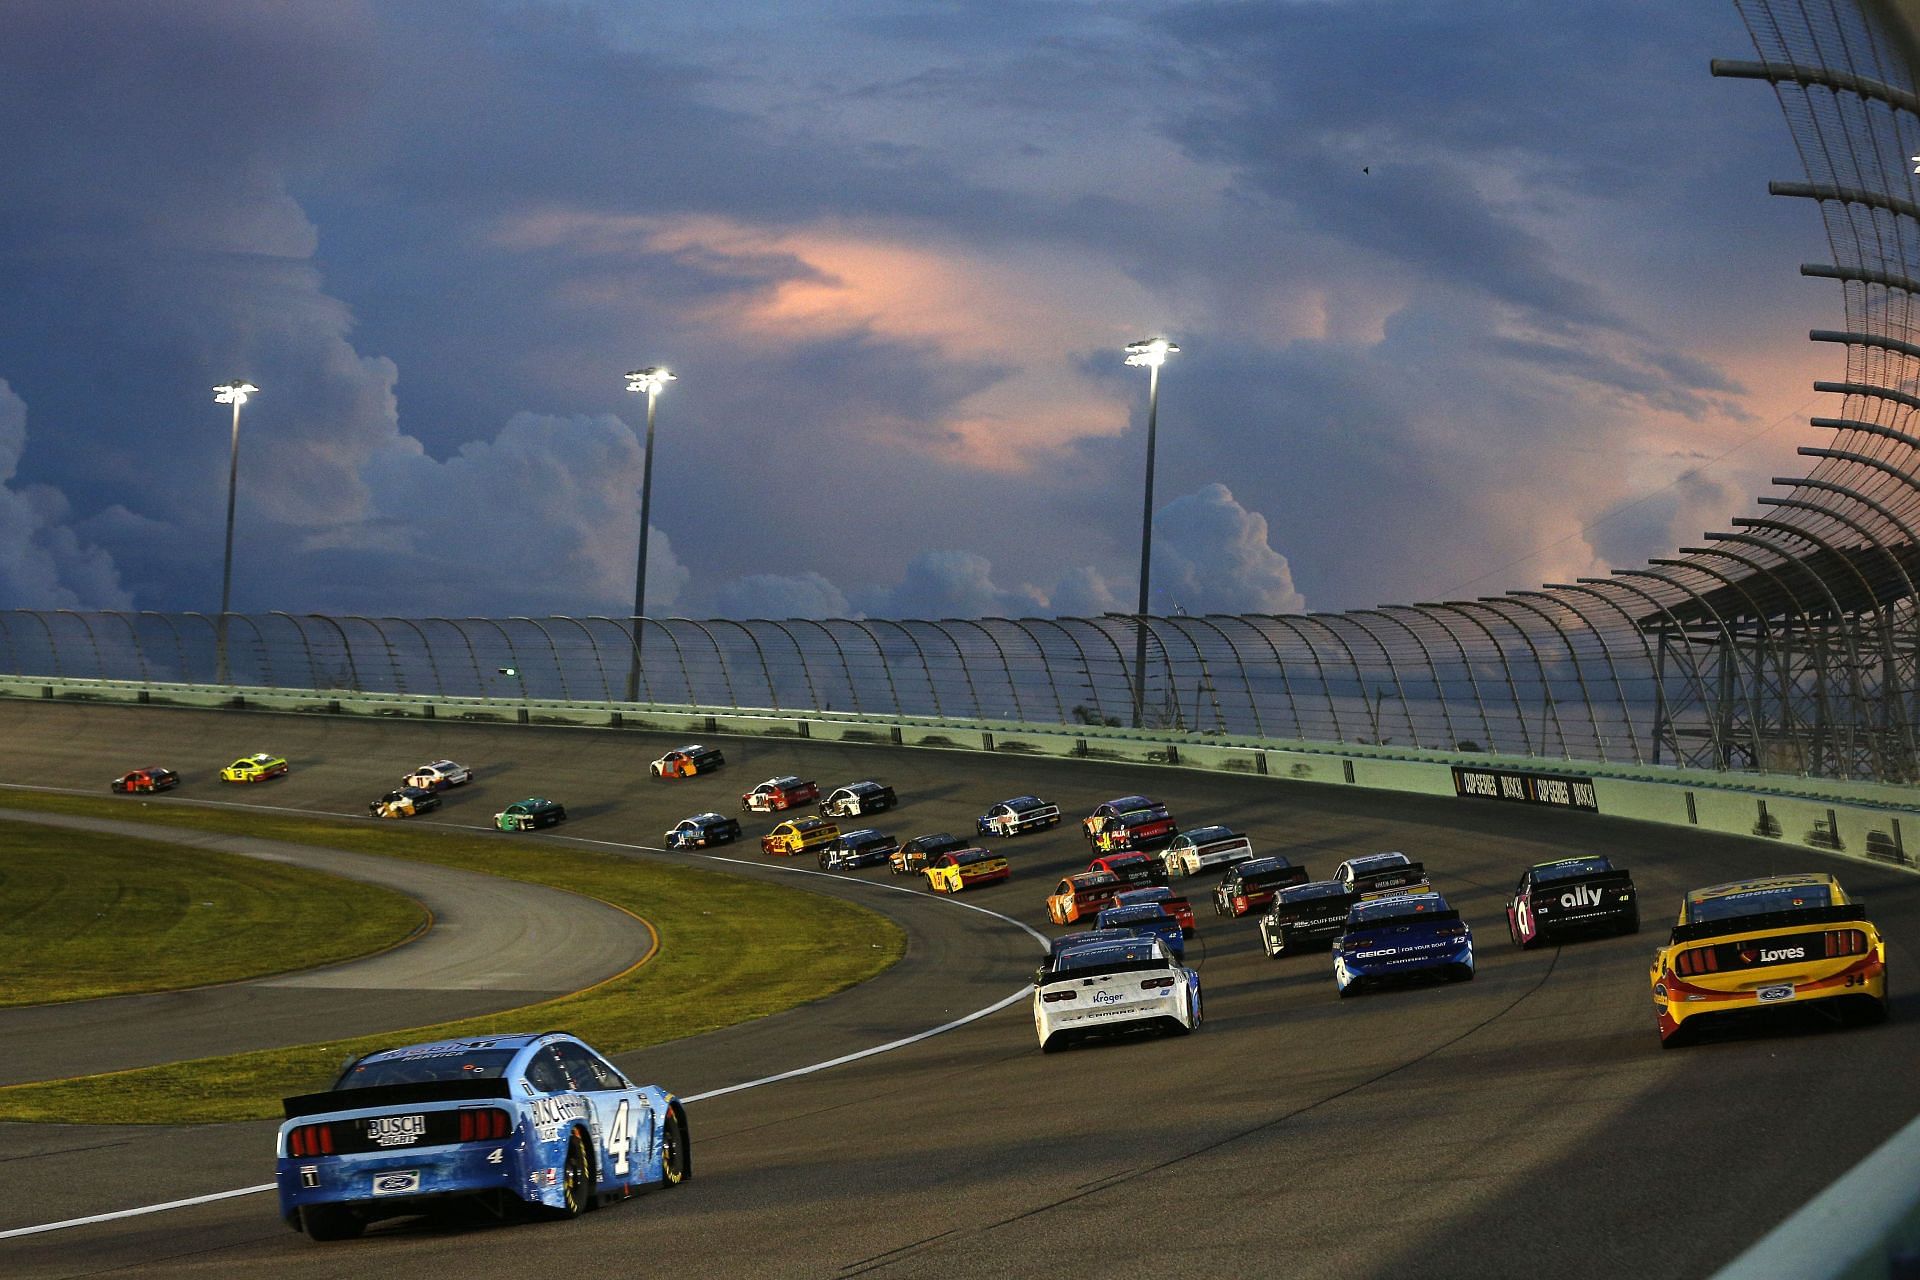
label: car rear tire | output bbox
[662,1107,691,1185]
[557,1131,592,1218]
[300,1204,364,1242]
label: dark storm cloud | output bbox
[0,0,1823,619]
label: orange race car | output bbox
[1047,871,1126,926]
[651,744,725,778]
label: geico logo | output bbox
[1558,885,1605,909]
[1356,948,1398,959]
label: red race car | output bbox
[111,766,179,794]
[1113,885,1196,936]
[1087,852,1170,890]
[741,776,821,813]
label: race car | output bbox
[1046,927,1140,964]
[819,780,897,818]
[1332,892,1474,997]
[369,787,441,820]
[404,760,474,791]
[1508,856,1638,948]
[1214,857,1310,917]
[1161,826,1254,878]
[1650,873,1886,1047]
[926,848,1011,893]
[110,766,179,794]
[976,795,1061,837]
[1095,902,1185,958]
[1083,796,1177,851]
[741,776,821,813]
[1047,871,1126,926]
[222,752,289,783]
[274,1031,688,1240]
[1259,881,1356,957]
[495,798,567,831]
[1033,935,1201,1054]
[651,744,724,778]
[892,831,967,875]
[1112,885,1196,936]
[1088,852,1169,890]
[761,817,839,857]
[1332,852,1431,899]
[820,828,899,871]
[664,812,742,849]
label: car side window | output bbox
[553,1043,625,1091]
[523,1047,570,1094]
[1516,873,1532,896]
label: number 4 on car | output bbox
[275,1032,689,1240]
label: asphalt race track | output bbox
[0,700,1916,1279]
[0,811,654,1085]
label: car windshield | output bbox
[1348,894,1448,925]
[1689,883,1833,922]
[954,850,994,866]
[772,776,802,788]
[1280,882,1347,902]
[1534,857,1612,883]
[335,1043,520,1089]
[1117,888,1171,903]
[1048,941,1167,977]
[1348,854,1409,874]
[1185,826,1232,843]
[1101,906,1166,925]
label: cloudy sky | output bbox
[0,1,1835,620]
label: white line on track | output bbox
[0,808,1048,1241]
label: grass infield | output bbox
[0,821,428,1007]
[0,791,906,1124]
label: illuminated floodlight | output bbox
[1123,338,1179,369]
[624,367,676,396]
[213,380,258,406]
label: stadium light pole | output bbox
[212,380,258,686]
[623,366,676,703]
[1124,338,1177,729]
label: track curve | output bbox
[0,810,655,1085]
[0,701,1916,1279]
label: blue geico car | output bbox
[1331,892,1474,997]
[275,1033,689,1240]
[1095,902,1186,958]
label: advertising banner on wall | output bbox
[1452,766,1599,812]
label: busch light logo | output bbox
[368,1115,426,1147]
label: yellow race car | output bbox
[925,848,1010,894]
[762,817,839,857]
[221,752,289,783]
[1650,872,1887,1047]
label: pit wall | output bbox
[9,674,1911,873]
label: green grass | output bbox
[0,821,427,1006]
[0,791,906,1124]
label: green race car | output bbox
[495,797,567,831]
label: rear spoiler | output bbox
[282,1077,514,1120]
[1669,903,1868,944]
[1542,868,1634,891]
[1350,861,1425,888]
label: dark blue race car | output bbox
[275,1033,688,1240]
[1045,927,1139,964]
[819,827,900,870]
[1331,893,1474,997]
[1095,902,1186,958]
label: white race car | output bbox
[1033,935,1201,1053]
[405,760,474,791]
[1160,825,1254,878]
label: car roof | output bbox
[1279,880,1349,901]
[1001,795,1044,808]
[1100,903,1169,921]
[1184,824,1234,841]
[842,828,887,841]
[846,780,883,792]
[1236,856,1289,874]
[1344,852,1410,870]
[357,1032,549,1063]
[1687,873,1839,903]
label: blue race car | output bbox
[1331,892,1474,998]
[1045,927,1140,965]
[275,1033,689,1240]
[664,811,743,849]
[1095,902,1186,958]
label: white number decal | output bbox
[486,1148,504,1164]
[607,1099,633,1176]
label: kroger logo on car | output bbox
[1092,990,1124,1005]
